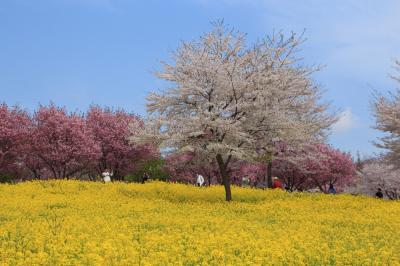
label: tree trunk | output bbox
[267,161,273,188]
[216,154,232,201]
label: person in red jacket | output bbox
[273,177,283,189]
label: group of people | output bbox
[103,170,386,199]
[271,177,385,199]
[195,174,286,189]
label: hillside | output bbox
[0,181,399,265]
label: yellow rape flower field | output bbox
[0,181,399,266]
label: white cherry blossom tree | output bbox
[132,22,335,201]
[349,159,400,200]
[372,60,400,166]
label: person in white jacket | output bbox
[196,174,205,186]
[102,169,113,183]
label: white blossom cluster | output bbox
[349,159,400,200]
[373,60,400,166]
[365,60,400,199]
[132,22,335,164]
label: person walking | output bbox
[142,172,149,184]
[328,184,336,194]
[102,169,113,183]
[242,176,250,187]
[272,177,282,189]
[375,188,383,199]
[196,174,205,187]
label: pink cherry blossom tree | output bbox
[86,106,158,180]
[164,142,355,193]
[301,144,356,192]
[271,142,356,192]
[29,105,101,179]
[19,137,48,179]
[272,142,310,191]
[0,104,30,180]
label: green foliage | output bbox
[124,159,169,183]
[0,173,13,183]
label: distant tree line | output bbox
[0,102,356,193]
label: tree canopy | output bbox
[133,22,336,201]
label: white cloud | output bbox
[195,1,400,73]
[332,108,358,134]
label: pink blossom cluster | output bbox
[273,143,356,192]
[0,104,157,180]
[165,142,356,193]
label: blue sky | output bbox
[1,0,400,157]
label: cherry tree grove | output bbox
[165,142,355,193]
[0,104,155,181]
[132,22,336,201]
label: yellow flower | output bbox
[0,180,398,265]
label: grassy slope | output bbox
[0,180,399,265]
